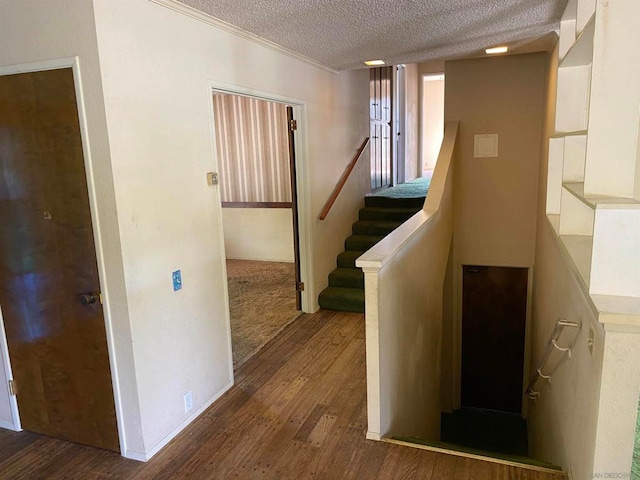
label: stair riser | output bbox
[364,196,425,209]
[337,252,363,269]
[359,209,417,222]
[318,292,365,313]
[345,237,382,251]
[352,222,401,236]
[329,273,364,289]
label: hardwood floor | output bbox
[0,310,565,479]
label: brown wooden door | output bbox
[0,68,119,451]
[461,265,528,414]
[286,106,302,310]
[369,66,393,191]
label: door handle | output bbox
[79,292,101,306]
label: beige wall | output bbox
[421,75,445,172]
[404,64,419,181]
[222,208,294,262]
[528,222,603,479]
[445,53,546,267]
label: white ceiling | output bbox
[177,0,566,70]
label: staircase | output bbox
[318,194,426,312]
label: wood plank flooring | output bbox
[0,310,566,479]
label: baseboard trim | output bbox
[382,438,565,475]
[124,379,234,462]
[0,419,19,431]
[366,431,381,441]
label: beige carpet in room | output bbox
[226,259,301,368]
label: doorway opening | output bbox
[211,93,303,369]
[443,265,531,462]
[420,73,445,180]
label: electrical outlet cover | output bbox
[184,391,193,413]
[172,270,182,291]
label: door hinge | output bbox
[296,281,305,292]
[289,119,298,131]
[8,380,16,396]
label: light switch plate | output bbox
[172,270,182,291]
[474,134,499,158]
[206,172,219,186]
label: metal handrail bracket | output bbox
[525,318,579,400]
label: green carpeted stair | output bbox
[319,178,429,313]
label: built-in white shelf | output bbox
[562,234,593,289]
[560,14,595,68]
[576,0,596,36]
[563,182,640,208]
[559,186,594,235]
[547,0,640,328]
[555,65,591,133]
[548,214,593,290]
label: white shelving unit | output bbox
[547,0,640,320]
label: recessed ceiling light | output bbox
[485,46,509,55]
[364,60,386,66]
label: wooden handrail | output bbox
[319,137,370,220]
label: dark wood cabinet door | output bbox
[0,68,119,451]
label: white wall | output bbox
[421,75,444,172]
[593,329,640,476]
[222,208,294,262]
[92,0,368,458]
[0,0,143,453]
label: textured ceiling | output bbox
[177,0,566,70]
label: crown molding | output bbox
[148,0,339,74]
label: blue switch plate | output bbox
[172,270,182,291]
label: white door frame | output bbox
[206,80,314,318]
[0,57,128,451]
[452,262,534,417]
[393,65,406,185]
